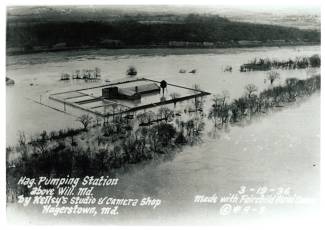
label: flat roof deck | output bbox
[49,78,210,117]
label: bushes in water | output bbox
[309,54,321,67]
[240,55,320,72]
[208,75,320,126]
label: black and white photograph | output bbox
[3,1,323,227]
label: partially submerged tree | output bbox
[111,103,118,120]
[285,78,299,100]
[146,111,156,125]
[95,116,102,126]
[136,112,149,124]
[18,131,27,148]
[309,54,320,67]
[30,130,49,155]
[193,84,201,91]
[170,92,181,108]
[75,70,81,79]
[158,107,174,122]
[267,71,280,85]
[94,67,101,78]
[208,91,230,126]
[156,123,176,146]
[192,84,203,112]
[245,84,258,98]
[126,66,137,77]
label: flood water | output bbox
[105,93,320,225]
[6,46,320,224]
[6,45,320,146]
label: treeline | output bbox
[7,14,320,53]
[208,74,320,126]
[240,55,321,72]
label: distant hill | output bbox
[6,7,320,54]
[7,5,320,30]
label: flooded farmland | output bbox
[6,45,320,224]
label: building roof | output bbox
[122,83,160,95]
[118,88,137,97]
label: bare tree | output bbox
[77,114,93,130]
[191,84,204,113]
[94,67,101,78]
[136,112,149,124]
[148,126,159,152]
[285,78,299,99]
[30,131,49,155]
[208,105,219,127]
[209,91,230,126]
[158,107,174,122]
[17,131,28,159]
[18,131,27,147]
[112,103,118,120]
[95,116,102,126]
[170,92,181,108]
[192,83,201,92]
[217,90,230,105]
[112,145,121,161]
[75,70,81,79]
[146,111,156,126]
[127,66,137,77]
[245,84,258,98]
[267,71,280,85]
